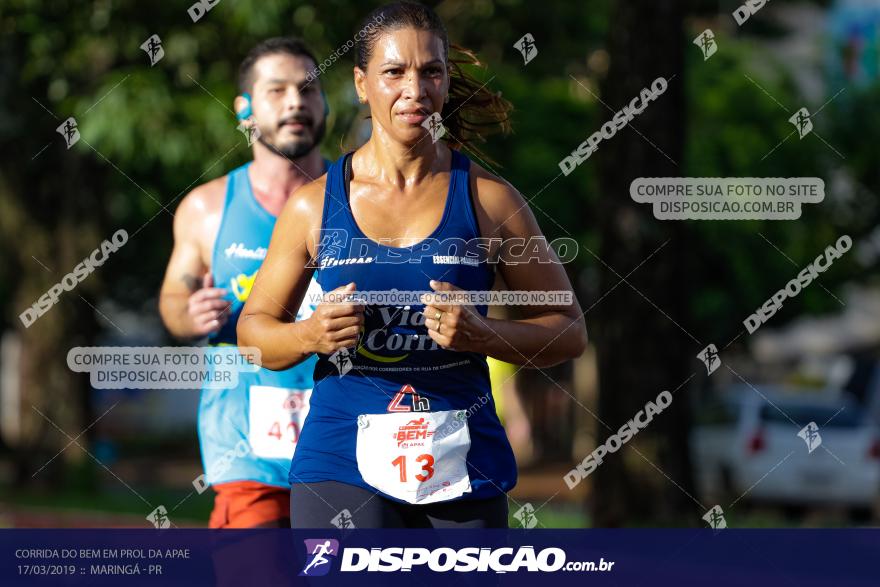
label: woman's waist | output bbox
[317,343,485,373]
[309,373,493,415]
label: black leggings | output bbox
[290,481,509,528]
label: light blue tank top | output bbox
[198,162,324,488]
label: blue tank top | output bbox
[198,162,324,488]
[289,150,518,501]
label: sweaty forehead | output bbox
[251,53,316,87]
[370,28,445,67]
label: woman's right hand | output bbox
[305,282,365,354]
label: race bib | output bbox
[248,385,311,459]
[356,410,471,504]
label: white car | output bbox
[692,386,880,517]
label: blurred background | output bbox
[2,0,880,528]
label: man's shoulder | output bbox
[175,175,229,220]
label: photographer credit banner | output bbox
[1,529,876,586]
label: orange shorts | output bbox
[208,481,290,528]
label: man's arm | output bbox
[159,181,230,340]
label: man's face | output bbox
[247,53,326,159]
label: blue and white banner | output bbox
[1,529,877,585]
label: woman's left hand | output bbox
[421,280,489,352]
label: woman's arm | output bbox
[422,164,587,368]
[237,177,363,370]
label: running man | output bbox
[159,37,329,528]
[302,541,335,575]
[239,1,587,528]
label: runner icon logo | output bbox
[421,112,446,143]
[146,505,171,529]
[329,347,353,376]
[514,33,538,65]
[693,29,717,60]
[140,34,165,66]
[789,107,813,139]
[513,503,539,529]
[798,421,822,453]
[697,344,721,375]
[300,539,339,577]
[702,505,727,530]
[331,509,356,530]
[237,120,261,146]
[56,117,80,149]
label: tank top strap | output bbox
[317,153,355,261]
[449,148,469,188]
[447,149,481,239]
[210,163,246,274]
[228,163,250,203]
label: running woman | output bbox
[239,2,587,529]
[159,37,330,528]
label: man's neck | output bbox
[248,142,324,214]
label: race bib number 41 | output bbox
[248,386,311,460]
[356,410,471,504]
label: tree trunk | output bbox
[590,0,697,526]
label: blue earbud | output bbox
[236,90,328,120]
[236,92,253,120]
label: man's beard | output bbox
[258,116,326,160]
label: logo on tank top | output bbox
[394,417,434,449]
[224,242,267,260]
[310,229,377,269]
[386,384,431,413]
[318,256,375,268]
[356,305,439,363]
[229,271,257,302]
[432,255,479,266]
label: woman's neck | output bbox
[359,129,448,191]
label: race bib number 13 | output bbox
[356,410,471,504]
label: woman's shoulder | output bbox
[465,154,530,234]
[284,174,329,220]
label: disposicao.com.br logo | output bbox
[301,539,614,575]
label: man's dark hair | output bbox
[237,37,318,94]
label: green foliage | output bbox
[0,0,863,340]
[683,30,855,343]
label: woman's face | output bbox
[355,27,449,146]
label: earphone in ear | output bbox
[237,90,329,120]
[236,92,253,121]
